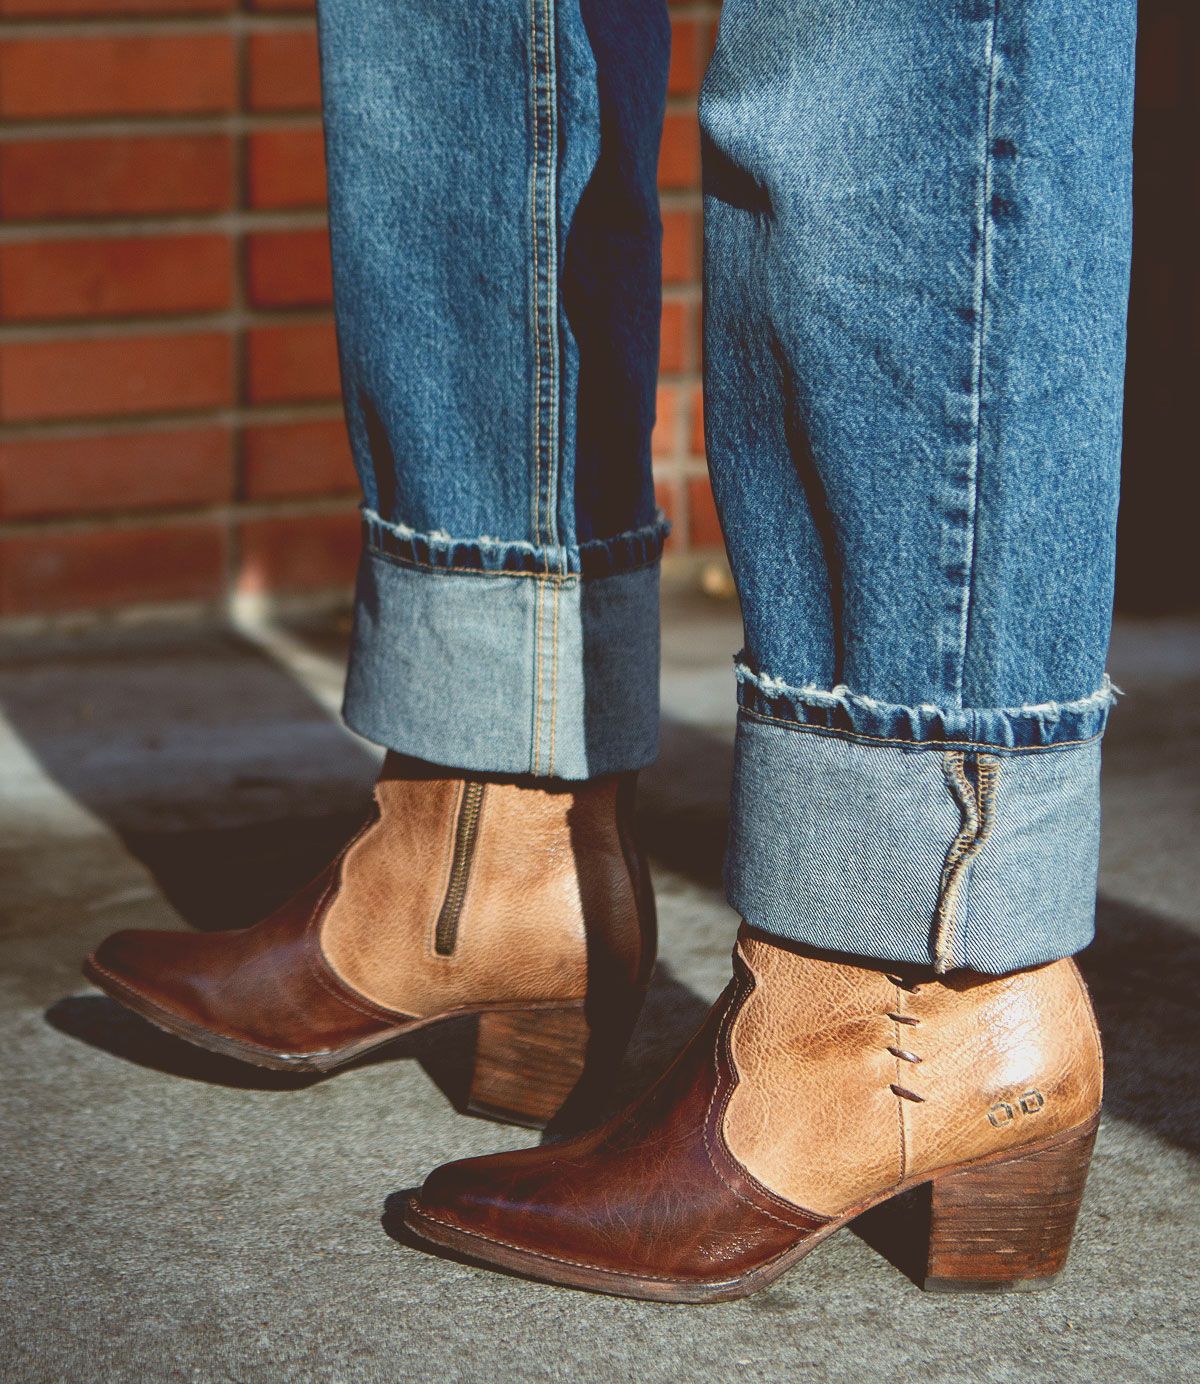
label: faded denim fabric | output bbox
[317,0,670,778]
[317,0,1135,971]
[703,0,1135,971]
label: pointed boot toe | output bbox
[85,925,227,1041]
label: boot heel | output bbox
[467,1006,595,1129]
[922,1119,1098,1293]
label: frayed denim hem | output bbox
[734,659,1116,752]
[343,525,662,780]
[726,669,1110,975]
[361,506,669,579]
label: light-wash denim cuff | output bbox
[342,508,667,780]
[726,663,1116,975]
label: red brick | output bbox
[247,0,313,11]
[0,426,232,519]
[244,228,332,309]
[0,332,233,422]
[244,320,340,404]
[668,19,704,97]
[237,509,359,594]
[247,30,321,113]
[687,476,723,548]
[662,208,698,284]
[0,522,227,615]
[659,300,688,374]
[246,127,326,210]
[0,35,235,120]
[652,384,678,458]
[689,382,705,456]
[0,235,232,323]
[242,417,356,499]
[658,112,700,190]
[0,135,233,221]
[0,0,229,14]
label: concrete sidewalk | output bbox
[2,595,1197,1383]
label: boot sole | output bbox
[82,953,606,1129]
[83,952,410,1072]
[403,1114,1100,1302]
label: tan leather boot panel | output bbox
[721,932,1103,1221]
[420,781,591,1013]
[899,959,1103,1179]
[320,767,641,1019]
[722,935,902,1217]
[319,773,461,1012]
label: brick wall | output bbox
[0,1,1191,622]
[0,0,719,623]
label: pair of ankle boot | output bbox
[85,757,1102,1302]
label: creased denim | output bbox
[316,0,670,778]
[318,0,1135,971]
[701,0,1135,971]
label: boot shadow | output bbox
[48,959,707,1121]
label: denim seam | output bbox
[737,706,1104,756]
[532,578,546,774]
[364,547,666,584]
[527,0,561,773]
[955,0,1003,705]
[362,508,668,577]
[549,581,561,773]
[932,752,999,972]
[530,0,558,551]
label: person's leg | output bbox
[709,0,1131,974]
[84,0,669,1126]
[408,0,1134,1295]
[323,0,669,780]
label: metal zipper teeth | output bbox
[433,780,485,956]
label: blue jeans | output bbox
[316,0,1135,974]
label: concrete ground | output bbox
[1,593,1198,1383]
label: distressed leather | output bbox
[86,754,652,1065]
[411,924,1103,1287]
[87,865,407,1058]
[415,990,827,1286]
[320,758,646,1016]
[724,931,1104,1216]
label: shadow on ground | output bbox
[4,619,1197,1212]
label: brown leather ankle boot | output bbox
[405,924,1102,1297]
[84,753,655,1127]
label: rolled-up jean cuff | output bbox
[726,665,1116,975]
[341,508,667,780]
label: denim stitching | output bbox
[366,548,660,583]
[954,0,1003,706]
[932,753,978,971]
[734,662,1115,750]
[532,574,546,774]
[542,0,560,551]
[548,581,561,775]
[527,0,559,772]
[528,0,543,543]
[931,752,1000,972]
[362,510,669,578]
[738,706,1104,756]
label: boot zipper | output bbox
[434,780,485,956]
